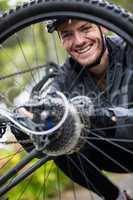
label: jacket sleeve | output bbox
[70,94,133,140]
[50,62,72,93]
[111,45,133,139]
[109,107,133,139]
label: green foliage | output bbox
[108,0,133,12]
[0,148,71,200]
[0,1,9,12]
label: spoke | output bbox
[78,152,118,198]
[82,136,133,143]
[0,45,32,98]
[0,147,22,161]
[97,64,129,103]
[52,33,59,64]
[0,147,23,169]
[0,64,46,81]
[0,149,41,186]
[16,175,33,200]
[85,128,133,155]
[66,158,77,200]
[66,57,88,95]
[89,123,133,133]
[0,154,51,197]
[15,33,36,84]
[56,167,61,200]
[66,155,103,198]
[0,44,20,72]
[0,43,47,106]
[116,101,133,108]
[31,25,40,81]
[76,153,92,192]
[37,160,54,199]
[68,65,86,93]
[42,161,54,200]
[75,108,133,134]
[31,25,39,67]
[0,92,15,107]
[71,181,77,200]
[42,166,47,200]
[76,153,103,198]
[81,137,131,172]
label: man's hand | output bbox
[70,96,116,129]
[17,107,34,119]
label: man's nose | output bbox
[74,32,84,45]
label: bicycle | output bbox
[0,0,133,199]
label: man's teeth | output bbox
[76,46,92,53]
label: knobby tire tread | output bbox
[0,0,132,44]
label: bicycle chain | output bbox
[0,65,45,81]
[0,139,32,145]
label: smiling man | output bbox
[58,20,108,70]
[9,18,133,200]
[46,18,133,200]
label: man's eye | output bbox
[81,27,91,33]
[61,33,72,39]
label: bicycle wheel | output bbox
[0,0,133,200]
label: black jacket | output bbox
[51,36,133,197]
[52,36,133,141]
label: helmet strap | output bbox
[85,25,107,69]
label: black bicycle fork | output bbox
[0,149,52,197]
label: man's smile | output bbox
[73,43,97,58]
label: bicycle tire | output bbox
[0,0,133,200]
[0,0,132,45]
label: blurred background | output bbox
[0,0,132,200]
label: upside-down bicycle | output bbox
[0,0,133,199]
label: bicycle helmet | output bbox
[47,18,69,33]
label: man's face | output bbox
[58,20,106,66]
